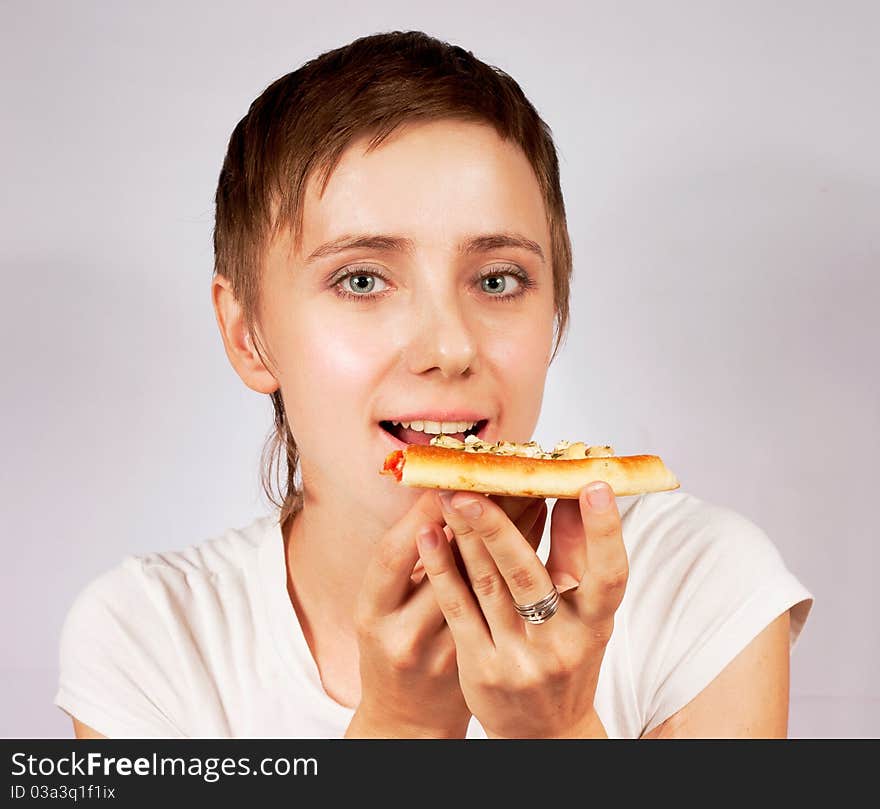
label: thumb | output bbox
[546,497,587,591]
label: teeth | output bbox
[391,419,479,434]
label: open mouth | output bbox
[379,418,489,447]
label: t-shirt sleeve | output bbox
[623,493,814,737]
[54,558,185,738]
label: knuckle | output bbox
[514,667,543,694]
[554,656,578,679]
[387,639,420,673]
[451,521,479,541]
[598,566,629,595]
[544,662,571,686]
[470,570,504,599]
[352,602,374,636]
[507,653,541,692]
[593,519,621,541]
[479,520,505,544]
[439,596,468,622]
[431,636,459,677]
[550,643,583,677]
[375,542,400,576]
[475,660,503,690]
[510,564,538,592]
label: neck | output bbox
[281,492,392,707]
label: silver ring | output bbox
[513,587,560,624]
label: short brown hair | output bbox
[213,30,574,526]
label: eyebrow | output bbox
[305,232,546,265]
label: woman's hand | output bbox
[417,482,626,739]
[346,489,546,738]
[347,489,468,738]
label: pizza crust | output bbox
[385,444,680,498]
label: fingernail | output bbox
[586,482,613,511]
[455,498,483,519]
[417,525,440,551]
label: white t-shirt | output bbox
[54,491,813,738]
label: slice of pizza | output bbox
[380,435,680,498]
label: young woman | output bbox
[55,31,813,738]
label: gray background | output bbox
[2,0,877,738]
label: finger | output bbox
[440,491,555,616]
[410,525,455,583]
[546,498,588,591]
[488,495,545,553]
[416,523,493,650]
[360,489,445,617]
[420,505,542,586]
[489,495,542,529]
[446,502,547,586]
[408,533,503,634]
[405,527,461,632]
[439,492,523,640]
[571,482,629,629]
[402,567,461,634]
[400,533,479,637]
[444,494,544,549]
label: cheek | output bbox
[280,315,385,467]
[487,311,554,375]
[485,314,553,431]
[292,315,386,389]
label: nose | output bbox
[406,290,479,378]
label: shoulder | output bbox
[62,513,277,624]
[616,490,813,735]
[620,490,798,601]
[620,489,811,625]
[55,513,281,737]
[622,489,778,559]
[136,512,280,586]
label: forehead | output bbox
[296,119,549,257]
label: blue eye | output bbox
[332,265,536,303]
[337,272,390,297]
[478,271,526,299]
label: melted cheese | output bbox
[430,434,615,459]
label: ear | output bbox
[211,274,279,395]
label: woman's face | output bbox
[260,119,557,522]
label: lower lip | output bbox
[378,420,491,450]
